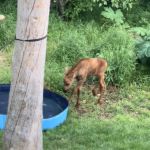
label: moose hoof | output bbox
[75,103,80,109]
[95,100,104,106]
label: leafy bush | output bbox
[126,5,150,27]
[135,39,150,65]
[47,19,102,65]
[95,27,136,86]
[101,7,124,26]
[129,27,150,37]
[50,32,88,64]
[53,0,138,19]
[129,25,150,66]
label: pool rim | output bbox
[0,84,69,130]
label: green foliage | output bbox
[129,26,150,66]
[129,27,150,37]
[92,0,137,10]
[138,0,150,9]
[61,0,137,19]
[0,0,16,51]
[95,27,136,86]
[101,7,124,26]
[126,5,150,27]
[135,39,150,65]
[50,32,88,64]
[64,0,95,19]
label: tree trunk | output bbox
[3,0,51,150]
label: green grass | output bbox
[43,119,150,150]
[43,83,150,150]
[0,50,150,149]
[0,83,150,150]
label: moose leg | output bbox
[98,73,106,105]
[92,86,102,96]
[92,86,98,96]
[75,79,85,108]
[75,87,80,108]
[69,87,77,101]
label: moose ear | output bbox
[64,67,70,74]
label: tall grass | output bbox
[45,18,136,90]
[96,27,136,86]
[0,1,136,89]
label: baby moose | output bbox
[63,58,108,108]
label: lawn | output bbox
[44,79,150,150]
[0,50,150,149]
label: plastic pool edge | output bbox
[0,84,69,130]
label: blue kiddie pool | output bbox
[0,84,68,130]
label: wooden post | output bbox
[3,0,51,150]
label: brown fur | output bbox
[63,58,108,108]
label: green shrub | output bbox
[95,27,136,86]
[135,38,150,65]
[57,0,137,19]
[47,20,102,65]
[126,5,150,27]
[101,8,124,26]
[129,27,150,37]
[50,32,88,65]
[0,0,16,51]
